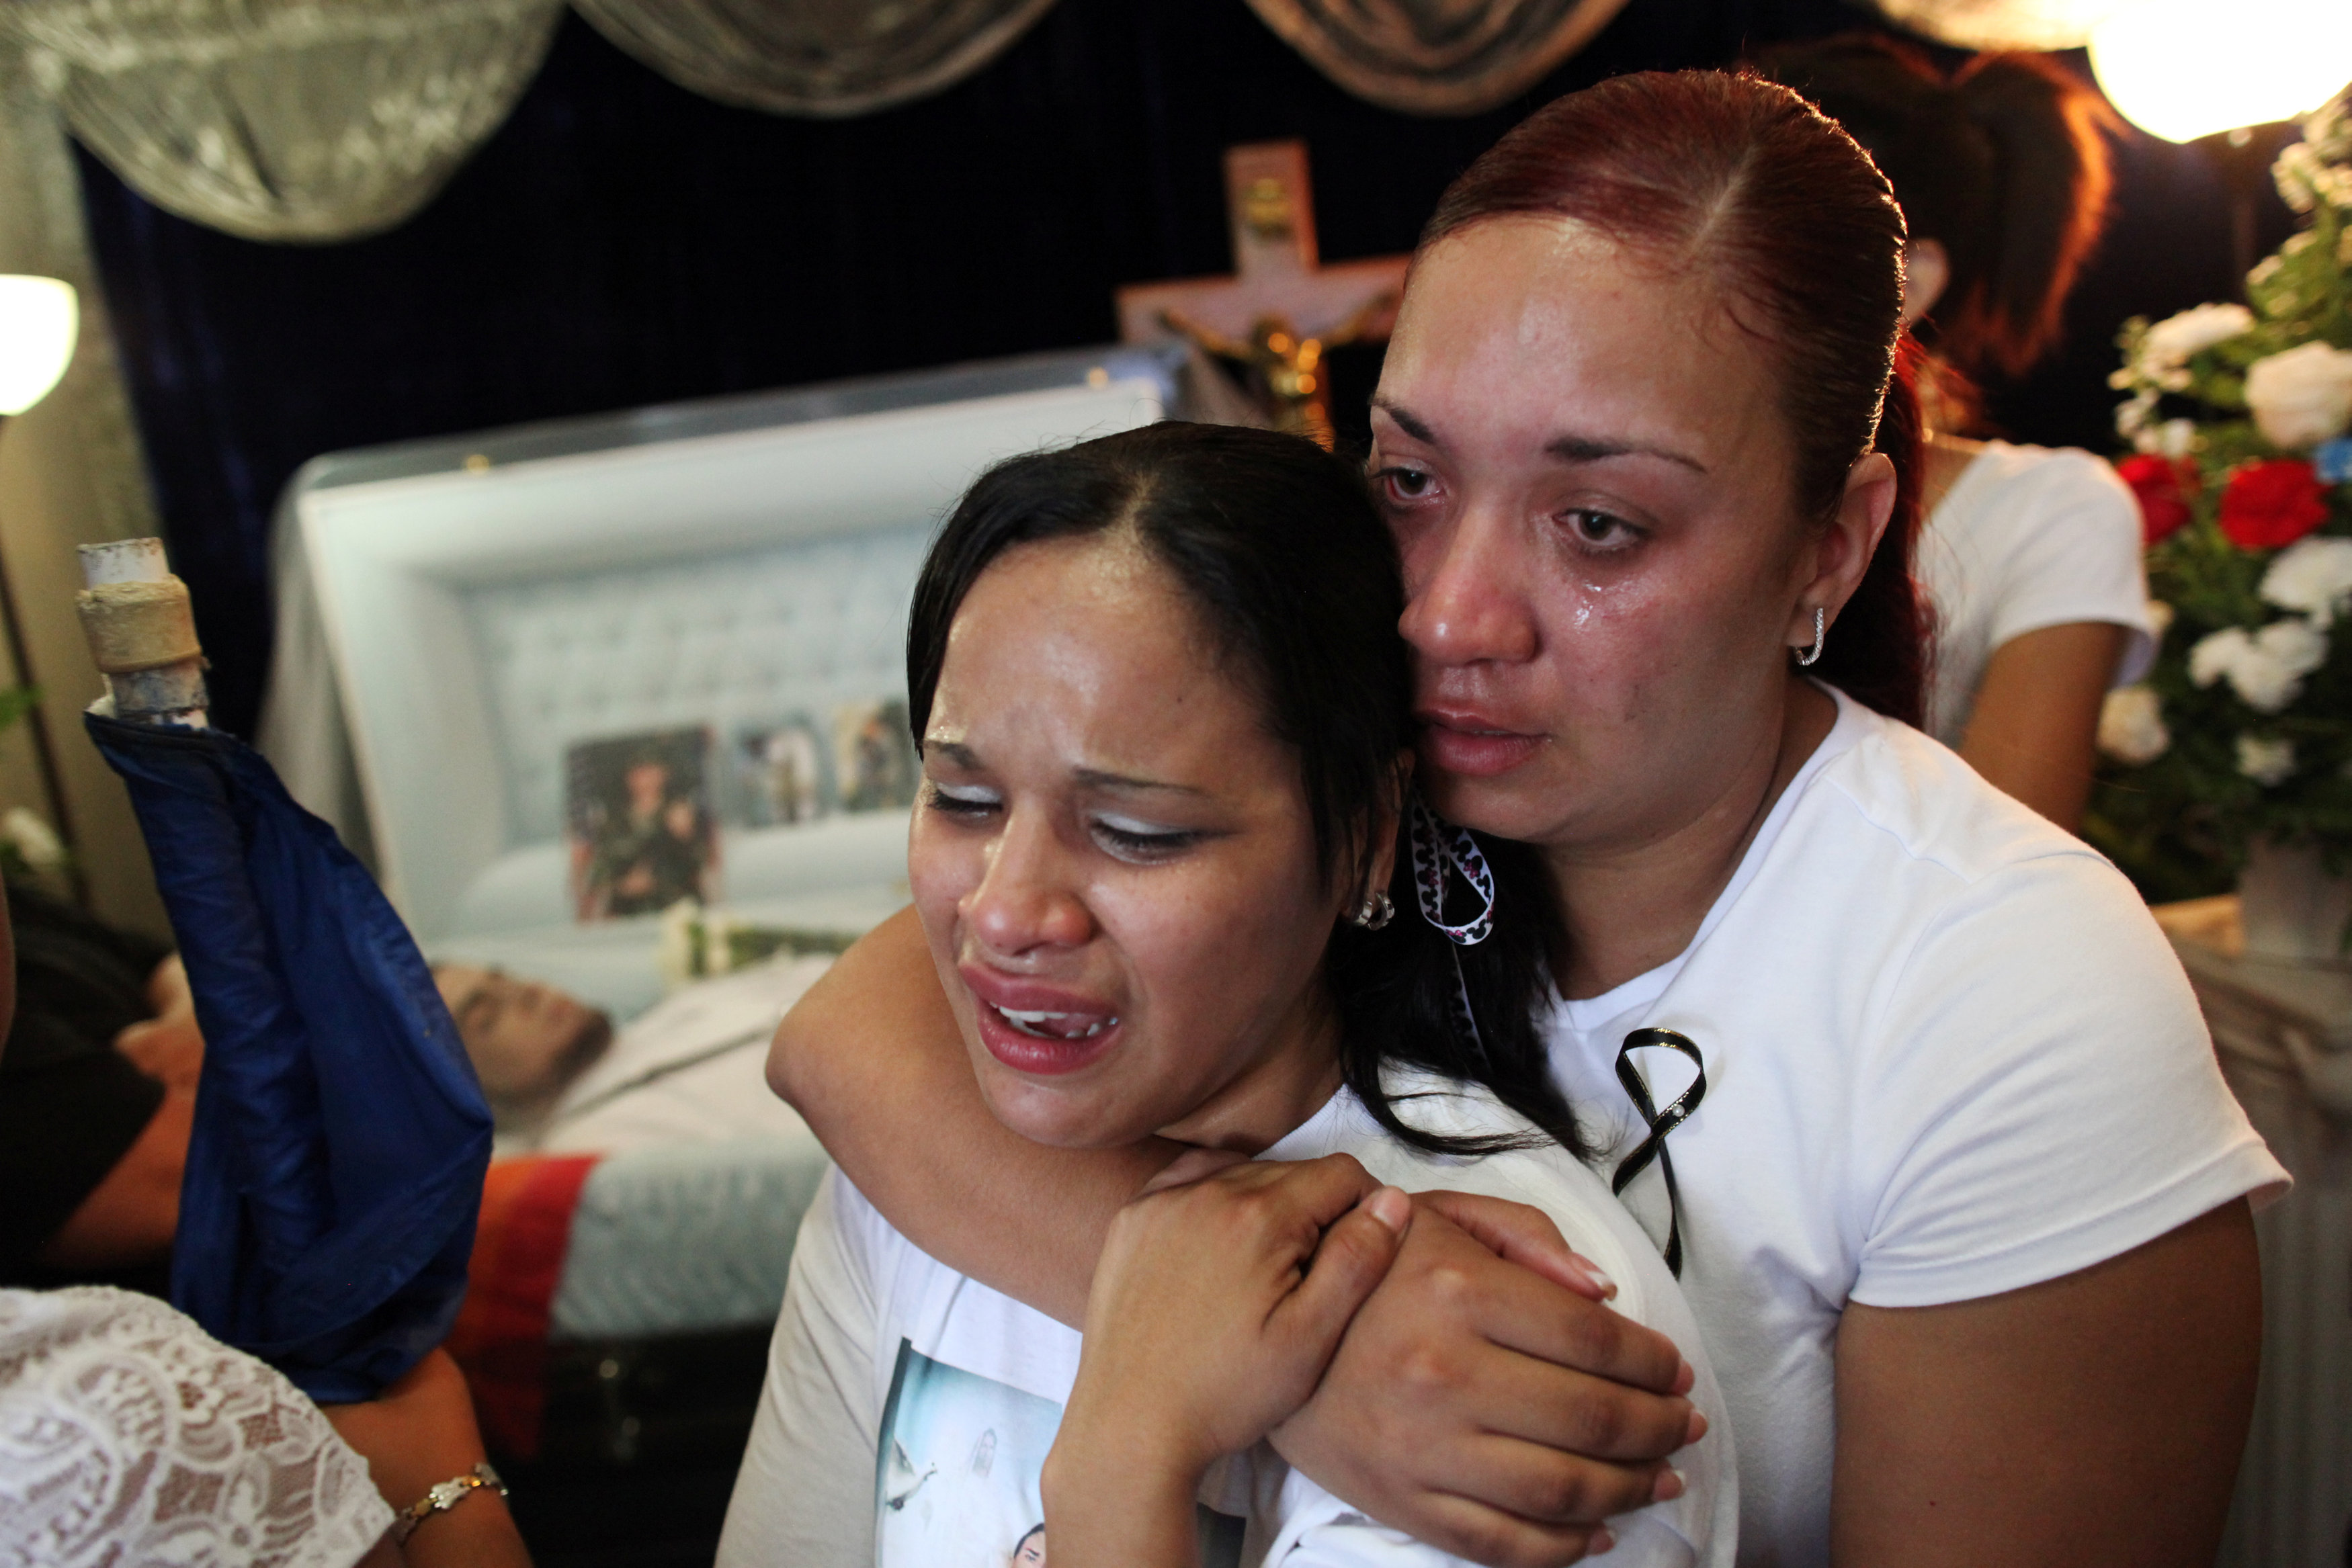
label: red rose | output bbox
[2117,453,2194,545]
[2219,458,2330,550]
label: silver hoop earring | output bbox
[1796,606,1826,667]
[1352,890,1396,930]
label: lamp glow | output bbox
[2091,0,2352,143]
[0,275,78,417]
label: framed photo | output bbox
[833,699,919,813]
[565,726,717,920]
[734,716,830,827]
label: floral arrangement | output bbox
[2091,91,2352,890]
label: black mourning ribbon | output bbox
[1610,1027,1708,1278]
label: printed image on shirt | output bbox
[876,1341,1060,1568]
[874,1340,1242,1568]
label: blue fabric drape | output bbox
[85,712,491,1402]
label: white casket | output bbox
[266,345,1187,1015]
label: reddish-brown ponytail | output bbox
[1756,35,2116,382]
[1420,69,1929,727]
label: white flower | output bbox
[2275,141,2323,213]
[2157,418,2197,459]
[2146,599,2175,640]
[2307,93,2351,161]
[2189,619,2331,712]
[2238,734,2298,786]
[2116,386,2160,445]
[2261,537,2352,627]
[2188,626,2244,687]
[2244,341,2352,449]
[1,807,62,869]
[2097,686,2171,764]
[2141,302,2255,369]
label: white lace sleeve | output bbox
[0,1287,394,1568]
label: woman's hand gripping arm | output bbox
[1046,1153,1411,1568]
[771,908,1703,1563]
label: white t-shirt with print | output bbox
[1546,686,2287,1567]
[717,1076,1738,1568]
[1917,440,2156,746]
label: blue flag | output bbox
[85,713,492,1402]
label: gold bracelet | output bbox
[389,1461,507,1545]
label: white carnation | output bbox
[2238,734,2298,787]
[2097,686,2171,764]
[2141,302,2255,369]
[2245,341,2352,449]
[2275,141,2324,213]
[2189,619,2330,712]
[2261,537,2352,626]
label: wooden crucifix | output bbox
[1116,141,1408,449]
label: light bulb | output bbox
[0,275,78,417]
[2091,0,2352,143]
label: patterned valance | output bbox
[1241,0,1634,116]
[572,0,1060,119]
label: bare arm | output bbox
[1832,1199,2262,1566]
[324,1349,532,1568]
[1956,621,2127,833]
[769,905,1170,1326]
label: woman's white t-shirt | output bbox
[718,1076,1738,1568]
[1546,687,2286,1567]
[1917,440,2156,746]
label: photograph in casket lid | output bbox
[565,726,718,921]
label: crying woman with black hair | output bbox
[1756,36,2156,832]
[716,421,1734,1567]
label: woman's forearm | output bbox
[767,905,1175,1326]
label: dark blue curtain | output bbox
[75,0,2293,737]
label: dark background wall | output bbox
[75,0,2298,738]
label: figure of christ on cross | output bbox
[1116,140,1407,450]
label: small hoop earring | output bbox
[1351,889,1396,930]
[1796,605,1826,668]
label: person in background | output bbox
[0,868,532,1566]
[0,889,612,1287]
[0,881,194,1290]
[1757,35,2154,831]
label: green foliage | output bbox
[0,686,36,736]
